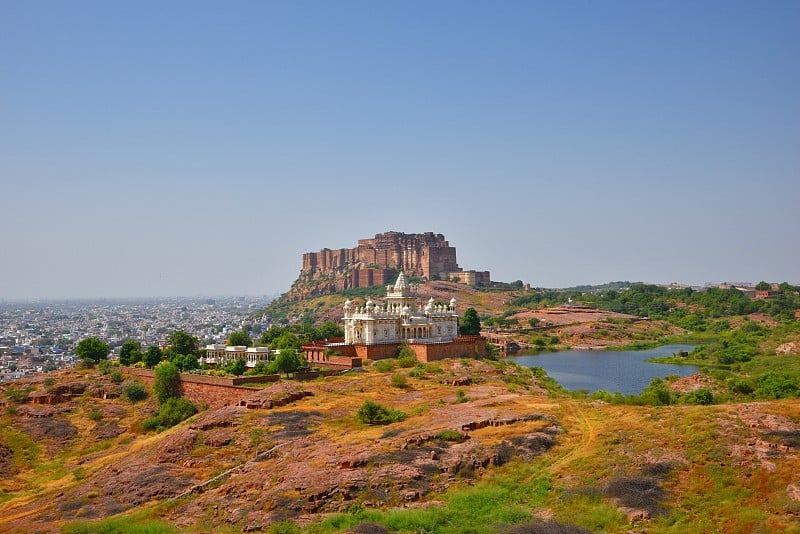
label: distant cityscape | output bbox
[2,278,784,383]
[0,297,273,382]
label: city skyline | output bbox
[3,1,799,299]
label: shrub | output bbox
[374,359,395,373]
[123,383,148,403]
[396,343,416,361]
[409,366,426,378]
[97,360,112,375]
[436,429,465,442]
[397,355,417,368]
[87,408,102,421]
[109,370,124,384]
[757,372,799,399]
[5,386,33,403]
[356,400,406,425]
[425,363,444,374]
[638,377,673,406]
[143,397,197,431]
[728,378,754,395]
[390,373,408,388]
[456,389,469,403]
[247,361,270,375]
[268,521,302,534]
[684,388,714,405]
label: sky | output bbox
[2,1,799,299]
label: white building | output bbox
[343,272,458,345]
[201,344,272,368]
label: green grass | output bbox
[309,462,552,533]
[0,424,41,471]
[60,517,177,534]
[0,490,14,505]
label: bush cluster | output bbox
[142,397,197,432]
[356,400,406,425]
[123,383,148,403]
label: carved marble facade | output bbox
[343,273,458,345]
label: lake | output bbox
[508,344,699,395]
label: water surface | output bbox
[508,344,698,395]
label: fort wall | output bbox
[301,232,458,281]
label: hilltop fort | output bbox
[289,231,490,299]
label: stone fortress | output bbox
[291,231,490,299]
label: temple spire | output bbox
[393,271,409,292]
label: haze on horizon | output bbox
[2,1,798,300]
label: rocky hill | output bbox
[1,359,799,533]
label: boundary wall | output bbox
[122,368,343,408]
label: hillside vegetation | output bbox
[0,281,798,532]
[0,351,798,532]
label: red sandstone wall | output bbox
[355,344,399,361]
[301,232,457,281]
[179,381,255,409]
[351,338,485,362]
[412,338,486,362]
[122,368,256,409]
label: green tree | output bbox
[227,330,252,347]
[755,281,772,291]
[75,337,109,364]
[167,330,199,356]
[144,345,162,368]
[259,325,285,345]
[273,332,301,351]
[173,353,199,372]
[274,349,304,375]
[153,361,181,404]
[317,321,344,340]
[118,339,142,366]
[459,308,481,336]
[226,358,247,376]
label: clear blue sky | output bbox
[2,1,798,299]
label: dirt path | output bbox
[515,399,598,490]
[548,401,597,475]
